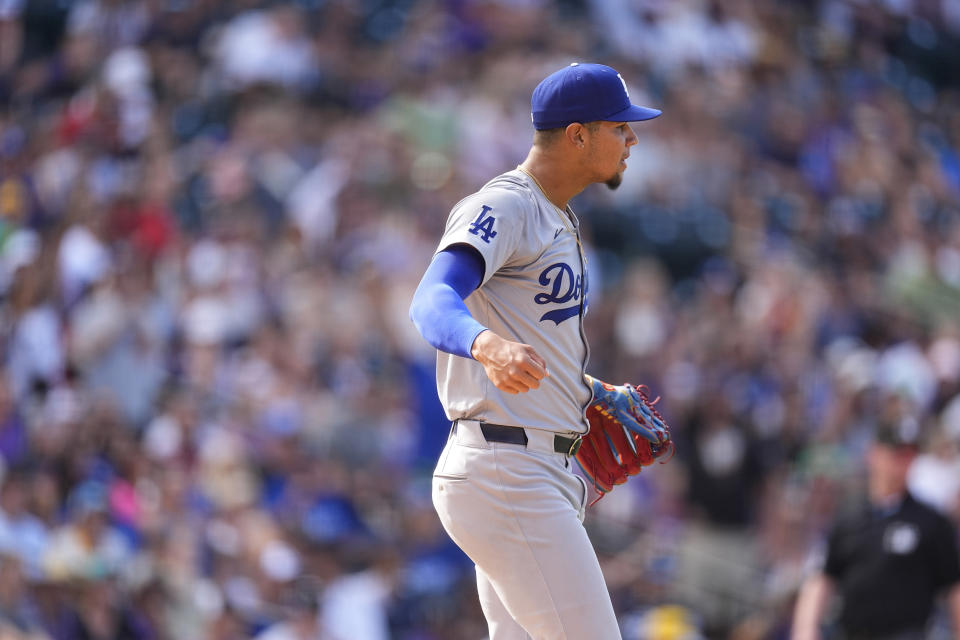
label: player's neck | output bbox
[519,150,587,211]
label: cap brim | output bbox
[605,104,662,123]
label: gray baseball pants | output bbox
[432,419,622,639]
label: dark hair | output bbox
[533,127,565,147]
[875,418,921,450]
[533,121,601,147]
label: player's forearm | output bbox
[791,574,833,640]
[410,280,487,359]
[410,246,486,359]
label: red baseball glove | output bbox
[575,376,674,505]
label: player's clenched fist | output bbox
[470,330,548,394]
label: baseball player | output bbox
[409,63,665,638]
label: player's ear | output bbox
[565,123,586,149]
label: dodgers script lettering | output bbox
[535,262,582,325]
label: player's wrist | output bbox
[470,329,493,361]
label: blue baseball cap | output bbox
[531,63,661,130]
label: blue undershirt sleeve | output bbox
[409,244,487,359]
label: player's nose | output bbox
[625,125,638,147]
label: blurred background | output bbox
[1,0,959,638]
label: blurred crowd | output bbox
[1,0,960,638]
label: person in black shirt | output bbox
[792,420,960,640]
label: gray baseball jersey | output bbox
[434,169,592,433]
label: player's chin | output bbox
[604,171,623,190]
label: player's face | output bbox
[585,122,638,190]
[867,443,915,501]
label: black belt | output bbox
[455,421,582,456]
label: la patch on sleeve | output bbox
[469,205,497,243]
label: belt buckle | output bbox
[567,435,582,457]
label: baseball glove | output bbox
[576,375,674,505]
